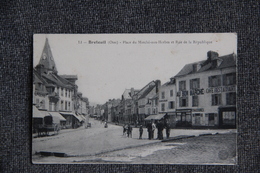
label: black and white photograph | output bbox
[32,33,237,164]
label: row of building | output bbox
[33,38,90,130]
[98,51,237,128]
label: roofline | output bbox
[174,65,236,78]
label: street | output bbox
[32,118,236,164]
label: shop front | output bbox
[218,106,236,128]
[175,109,192,127]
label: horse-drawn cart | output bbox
[36,114,61,137]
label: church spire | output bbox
[37,38,58,74]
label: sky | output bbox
[34,33,237,105]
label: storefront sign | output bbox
[192,108,204,112]
[190,88,204,96]
[159,100,167,102]
[177,86,236,97]
[206,86,236,93]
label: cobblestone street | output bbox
[33,118,236,164]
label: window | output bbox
[68,90,70,97]
[68,102,70,110]
[179,81,186,91]
[226,92,236,105]
[65,89,67,97]
[208,75,221,87]
[161,91,165,99]
[168,101,174,109]
[148,108,151,114]
[223,73,236,86]
[61,88,64,96]
[212,94,221,105]
[155,99,158,106]
[57,87,59,95]
[170,90,173,97]
[61,100,64,110]
[161,103,165,111]
[192,95,199,107]
[65,101,67,110]
[179,97,188,107]
[190,78,200,89]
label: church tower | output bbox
[36,38,58,74]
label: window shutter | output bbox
[218,75,221,86]
[208,77,212,87]
[223,74,227,86]
[211,95,214,105]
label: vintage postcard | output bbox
[32,33,237,164]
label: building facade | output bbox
[158,78,176,127]
[33,38,89,129]
[174,51,236,128]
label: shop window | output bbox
[208,75,221,87]
[161,103,165,111]
[226,92,236,105]
[170,90,173,97]
[190,78,200,89]
[223,73,236,86]
[168,101,175,109]
[222,111,236,125]
[161,91,165,99]
[179,81,186,91]
[194,113,201,125]
[212,94,221,105]
[179,97,188,107]
[192,95,199,107]
[208,113,215,126]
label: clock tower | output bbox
[36,38,58,74]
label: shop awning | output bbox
[48,112,66,122]
[144,114,166,121]
[60,112,82,122]
[33,106,46,118]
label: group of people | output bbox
[121,119,171,140]
[145,119,171,140]
[123,124,133,138]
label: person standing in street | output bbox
[127,124,132,138]
[139,125,143,139]
[151,120,156,139]
[146,121,152,140]
[165,119,170,139]
[157,120,164,140]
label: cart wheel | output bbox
[54,124,60,135]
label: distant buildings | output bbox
[100,51,236,129]
[33,38,89,129]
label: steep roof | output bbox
[138,85,156,99]
[174,53,236,77]
[41,72,74,89]
[37,38,58,73]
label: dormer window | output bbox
[192,64,197,72]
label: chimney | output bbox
[207,51,219,61]
[155,80,161,93]
[131,88,134,97]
